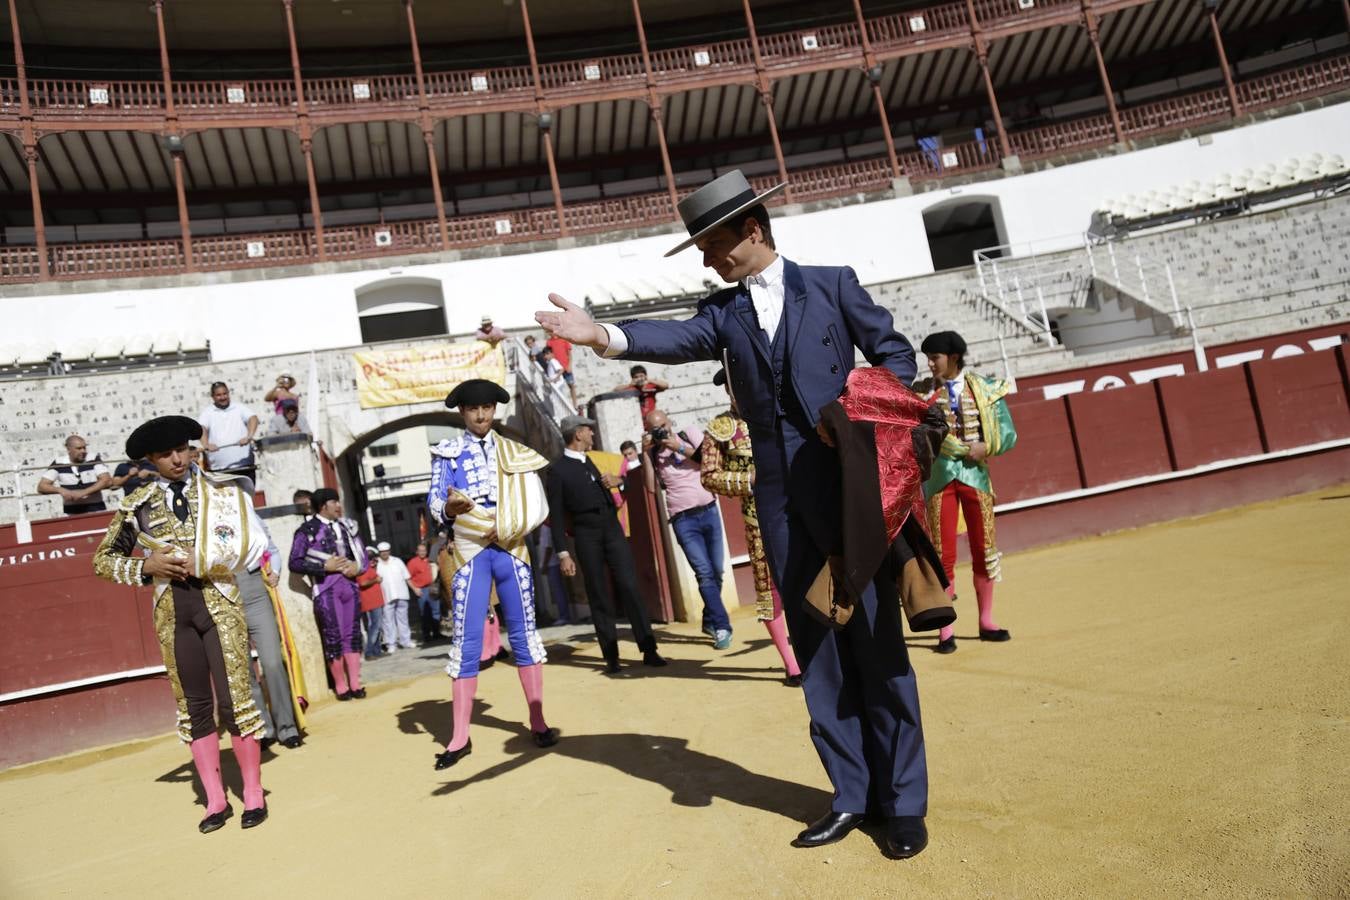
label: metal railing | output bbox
[1,55,1346,286]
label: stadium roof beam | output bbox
[1203,0,1242,118]
[967,0,1010,160]
[633,0,681,213]
[851,0,903,179]
[152,0,194,271]
[403,0,451,250]
[743,0,793,201]
[1081,0,1126,144]
[520,0,567,238]
[283,0,326,260]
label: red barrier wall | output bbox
[1157,366,1266,468]
[1247,346,1350,450]
[1067,383,1173,486]
[991,398,1083,502]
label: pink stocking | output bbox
[762,614,800,677]
[189,737,228,815]
[343,652,364,691]
[938,584,957,642]
[974,574,1000,631]
[446,677,477,752]
[230,734,265,810]
[480,617,502,662]
[328,658,350,695]
[516,664,549,732]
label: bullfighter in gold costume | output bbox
[93,415,271,833]
[700,369,801,684]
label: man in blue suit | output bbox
[536,170,929,859]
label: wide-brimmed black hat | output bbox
[126,415,202,460]
[920,331,968,356]
[665,169,787,257]
[445,379,510,408]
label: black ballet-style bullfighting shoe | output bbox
[336,690,353,701]
[883,816,928,859]
[198,803,233,834]
[935,636,957,654]
[532,727,560,748]
[240,804,268,829]
[783,674,803,687]
[978,628,1011,642]
[791,811,866,848]
[434,741,473,770]
[642,650,668,667]
[349,687,367,699]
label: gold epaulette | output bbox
[706,413,739,444]
[119,482,158,513]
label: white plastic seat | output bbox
[123,334,153,356]
[93,338,125,359]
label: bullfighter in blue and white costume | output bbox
[426,379,558,770]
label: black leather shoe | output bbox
[337,690,353,701]
[495,647,510,661]
[434,741,472,770]
[350,687,367,699]
[532,727,560,748]
[884,816,928,859]
[603,653,621,674]
[280,736,303,749]
[240,805,268,829]
[791,811,866,848]
[784,674,803,687]
[935,637,957,654]
[642,650,668,667]
[198,803,233,834]
[979,628,1011,642]
[258,737,276,752]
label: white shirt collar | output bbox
[316,512,338,525]
[743,254,783,290]
[156,464,199,486]
[563,448,587,462]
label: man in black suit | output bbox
[547,414,667,674]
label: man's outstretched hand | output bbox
[535,293,608,350]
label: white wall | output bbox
[6,103,1348,363]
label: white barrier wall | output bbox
[4,103,1349,364]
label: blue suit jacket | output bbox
[616,259,915,427]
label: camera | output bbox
[649,426,669,443]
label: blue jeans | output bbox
[670,502,732,633]
[415,586,440,640]
[363,608,385,658]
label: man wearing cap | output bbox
[288,488,369,701]
[375,540,416,651]
[546,414,666,674]
[93,415,271,832]
[919,330,1018,654]
[267,397,311,436]
[426,378,557,769]
[537,169,929,858]
[474,315,506,348]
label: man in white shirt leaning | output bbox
[375,541,417,651]
[199,381,259,483]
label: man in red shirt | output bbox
[545,336,579,407]
[406,542,439,644]
[357,548,387,659]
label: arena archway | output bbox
[355,276,448,343]
[922,196,1007,272]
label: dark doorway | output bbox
[359,308,447,343]
[923,200,1003,271]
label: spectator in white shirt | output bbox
[375,541,417,651]
[199,382,259,479]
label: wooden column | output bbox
[520,0,567,236]
[403,0,450,248]
[742,0,792,199]
[152,0,193,269]
[1344,0,1350,35]
[1081,0,1124,144]
[849,0,901,178]
[282,0,325,258]
[965,0,1009,158]
[632,0,680,211]
[8,0,47,280]
[1204,1,1241,118]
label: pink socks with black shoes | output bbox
[189,736,228,816]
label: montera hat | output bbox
[665,169,787,257]
[445,379,510,408]
[712,368,728,387]
[920,331,968,356]
[125,415,202,460]
[310,487,339,510]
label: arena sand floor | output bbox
[1,486,1347,898]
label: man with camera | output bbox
[640,408,734,650]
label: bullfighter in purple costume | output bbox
[288,487,369,700]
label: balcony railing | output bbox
[1,55,1345,286]
[0,0,1126,125]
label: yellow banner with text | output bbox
[353,342,506,410]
